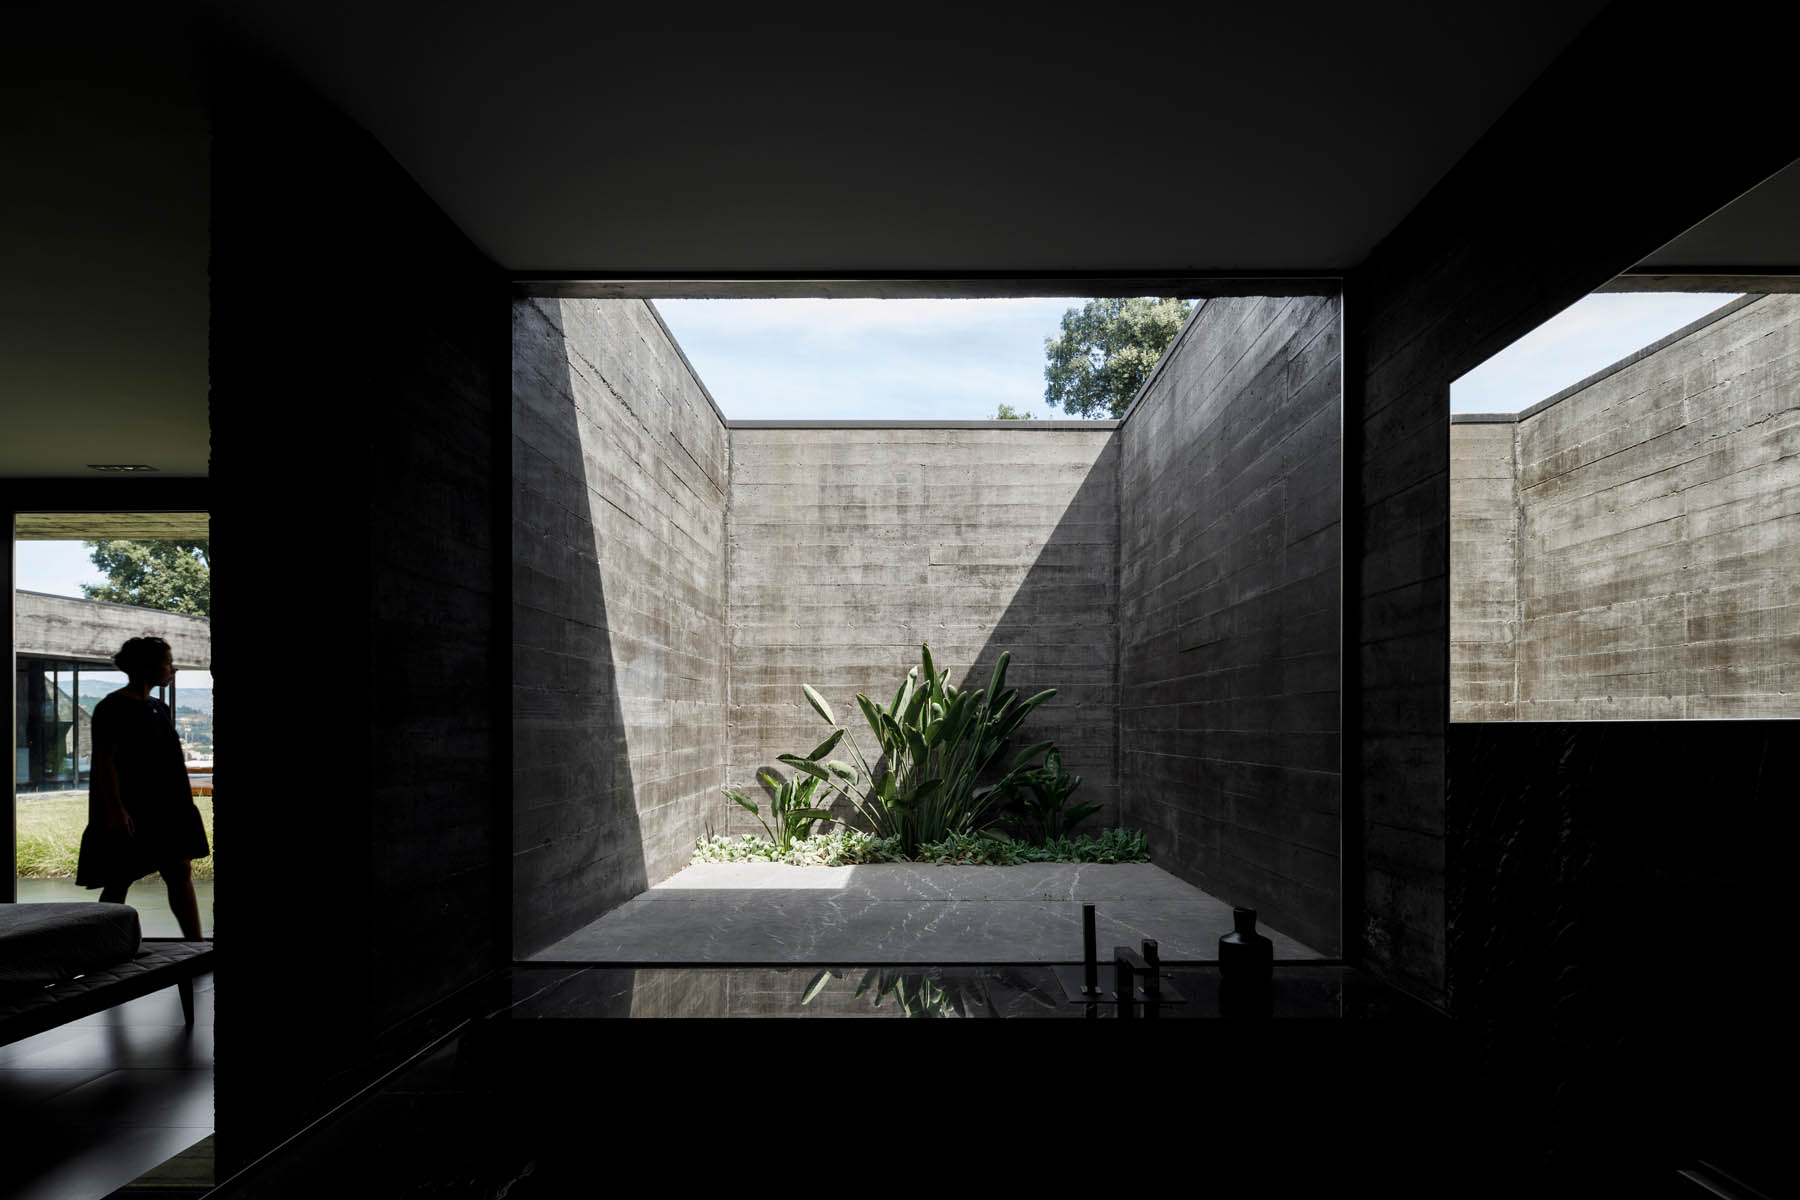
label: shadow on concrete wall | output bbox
[512,298,645,957]
[955,447,1121,829]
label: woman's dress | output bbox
[74,692,210,887]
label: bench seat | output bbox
[0,921,213,1048]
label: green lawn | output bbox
[15,790,214,882]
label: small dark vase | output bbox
[1218,907,1273,1017]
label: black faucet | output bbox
[1074,905,1173,1015]
[1111,939,1163,1018]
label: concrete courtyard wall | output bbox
[512,298,729,954]
[725,424,1119,836]
[1118,293,1343,956]
[1450,293,1800,721]
[513,297,1360,959]
[1448,421,1521,721]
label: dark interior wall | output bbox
[725,426,1118,833]
[210,42,505,1162]
[1349,7,1800,1007]
[512,299,728,953]
[1119,294,1342,955]
[1447,721,1789,1186]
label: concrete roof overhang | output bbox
[5,2,1798,476]
[15,590,211,670]
[12,512,211,542]
[216,1,1617,277]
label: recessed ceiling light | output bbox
[87,464,160,472]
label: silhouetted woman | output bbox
[75,636,209,939]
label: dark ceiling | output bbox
[3,2,1794,478]
[214,1,1616,274]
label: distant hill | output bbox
[76,680,212,716]
[175,687,213,716]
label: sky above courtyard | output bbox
[9,289,1746,611]
[653,290,1745,420]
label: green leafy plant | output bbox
[1046,827,1149,863]
[1011,748,1101,842]
[916,829,1030,865]
[785,643,1057,857]
[721,768,834,855]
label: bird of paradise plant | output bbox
[777,643,1056,857]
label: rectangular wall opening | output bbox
[1439,160,1797,1082]
[10,512,212,936]
[1450,289,1797,722]
[512,286,1347,983]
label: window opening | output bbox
[1448,289,1797,721]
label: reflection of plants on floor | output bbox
[702,642,1150,865]
[859,969,958,1018]
[800,966,1062,1018]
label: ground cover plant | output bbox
[15,790,215,882]
[697,644,1149,867]
[692,826,1149,866]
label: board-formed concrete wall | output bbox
[1448,421,1520,720]
[1119,294,1342,956]
[14,590,212,669]
[725,425,1119,835]
[515,299,1351,957]
[1350,21,1793,1010]
[1450,293,1800,721]
[512,297,728,955]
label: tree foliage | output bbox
[992,402,1035,420]
[1043,297,1192,419]
[82,540,210,617]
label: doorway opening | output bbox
[10,511,212,936]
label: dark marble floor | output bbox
[198,961,1460,1197]
[26,959,1776,1200]
[0,968,213,1200]
[503,960,1424,1018]
[529,863,1327,963]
